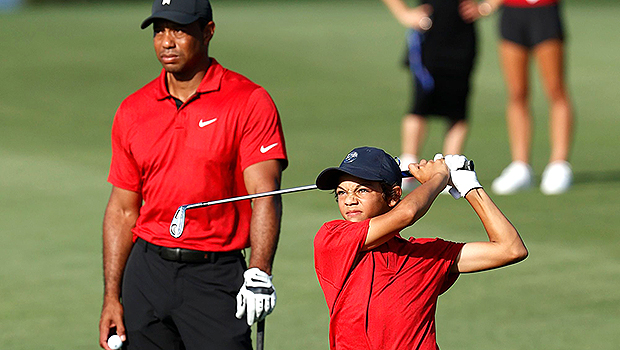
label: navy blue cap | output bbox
[141,0,213,29]
[316,147,402,190]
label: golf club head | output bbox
[170,205,187,238]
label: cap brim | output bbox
[141,11,200,29]
[315,167,386,190]
[315,168,347,190]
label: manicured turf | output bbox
[0,1,619,349]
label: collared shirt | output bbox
[108,58,287,251]
[314,220,464,350]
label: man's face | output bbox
[152,19,214,76]
[335,175,394,222]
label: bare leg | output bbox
[443,119,468,155]
[492,41,535,195]
[533,39,573,163]
[500,40,531,164]
[401,113,427,158]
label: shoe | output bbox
[491,161,533,195]
[540,161,572,195]
[399,154,419,192]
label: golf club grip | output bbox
[256,320,265,350]
[401,159,474,178]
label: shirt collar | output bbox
[155,58,224,101]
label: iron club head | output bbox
[170,205,187,238]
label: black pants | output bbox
[121,238,252,350]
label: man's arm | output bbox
[366,159,449,250]
[235,159,282,326]
[381,0,433,29]
[243,159,283,275]
[99,186,141,349]
[451,188,528,273]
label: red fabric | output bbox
[314,220,464,350]
[503,0,558,8]
[108,59,287,251]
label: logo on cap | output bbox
[162,0,171,5]
[343,151,358,164]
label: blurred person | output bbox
[381,0,482,191]
[98,0,287,349]
[313,147,527,349]
[476,0,574,195]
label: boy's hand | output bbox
[408,158,450,186]
[444,154,482,198]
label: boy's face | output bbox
[335,174,398,222]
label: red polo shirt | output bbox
[108,59,287,251]
[314,220,464,350]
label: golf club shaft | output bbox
[171,159,472,238]
[185,160,470,210]
[170,184,318,238]
[256,320,265,350]
[185,184,318,210]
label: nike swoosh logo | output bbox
[199,118,217,127]
[260,143,278,153]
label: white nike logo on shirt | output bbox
[260,143,278,153]
[199,118,217,127]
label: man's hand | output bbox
[99,298,126,350]
[235,268,276,326]
[398,4,433,30]
[458,0,481,23]
[382,0,434,31]
[444,154,482,198]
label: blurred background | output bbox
[1,0,619,349]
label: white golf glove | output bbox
[444,154,482,199]
[235,268,276,326]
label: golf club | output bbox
[169,160,473,238]
[256,320,265,350]
[170,184,318,238]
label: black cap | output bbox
[141,0,213,29]
[316,147,402,190]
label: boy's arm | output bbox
[365,159,449,250]
[452,189,527,273]
[444,155,528,273]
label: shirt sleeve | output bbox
[238,88,288,171]
[107,103,142,192]
[314,220,369,307]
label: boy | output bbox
[314,146,527,350]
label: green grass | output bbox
[1,1,619,349]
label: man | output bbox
[381,0,477,193]
[98,1,287,349]
[313,147,527,349]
